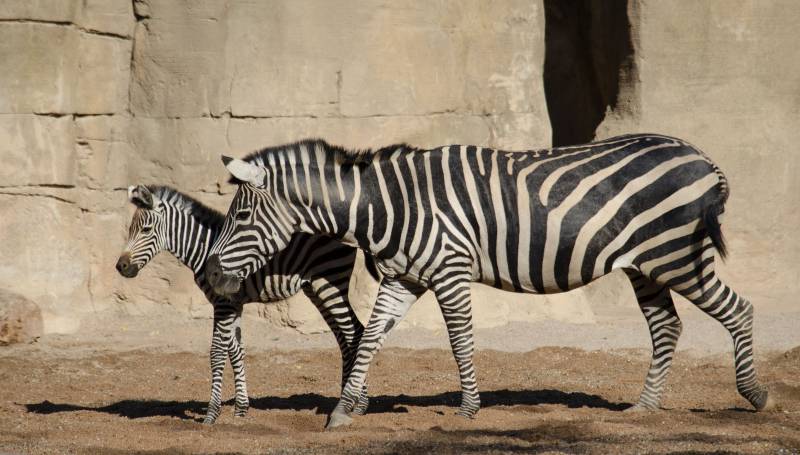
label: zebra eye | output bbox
[235,210,251,221]
[142,226,153,234]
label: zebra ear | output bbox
[222,156,267,187]
[128,185,154,209]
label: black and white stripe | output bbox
[117,185,369,424]
[207,133,771,427]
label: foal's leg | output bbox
[226,305,249,417]
[204,305,233,424]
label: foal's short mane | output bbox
[228,139,415,184]
[146,185,225,228]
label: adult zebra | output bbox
[116,185,372,424]
[205,134,773,429]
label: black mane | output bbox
[228,139,414,184]
[146,185,225,229]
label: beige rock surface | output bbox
[0,22,131,114]
[0,0,795,340]
[0,115,77,186]
[0,0,133,37]
[596,0,800,310]
[0,289,43,345]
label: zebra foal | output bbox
[205,134,774,428]
[116,185,370,424]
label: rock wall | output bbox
[596,0,800,311]
[0,0,796,336]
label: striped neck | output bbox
[163,204,219,275]
[269,142,396,252]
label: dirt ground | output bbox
[1,340,799,454]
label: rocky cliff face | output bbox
[0,0,796,337]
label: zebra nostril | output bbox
[116,256,137,277]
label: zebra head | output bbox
[207,156,294,296]
[116,185,167,278]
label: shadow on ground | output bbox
[25,388,629,421]
[25,399,208,421]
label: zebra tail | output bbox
[363,253,382,282]
[704,185,728,260]
[687,139,730,260]
[706,158,730,261]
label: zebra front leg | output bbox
[624,269,682,411]
[342,343,371,417]
[304,285,370,416]
[432,273,480,418]
[204,309,228,424]
[341,310,370,416]
[227,306,249,417]
[326,278,423,429]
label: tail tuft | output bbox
[704,204,728,260]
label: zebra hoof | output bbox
[202,415,217,425]
[234,409,248,418]
[754,390,776,412]
[325,410,353,430]
[624,403,657,413]
[455,408,478,419]
[352,396,369,416]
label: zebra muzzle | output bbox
[206,255,241,296]
[116,254,139,278]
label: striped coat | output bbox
[117,185,370,424]
[207,134,772,428]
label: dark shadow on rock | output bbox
[543,0,636,146]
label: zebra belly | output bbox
[476,266,604,296]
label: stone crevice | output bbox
[0,184,76,189]
[160,111,530,121]
[0,18,132,40]
[0,190,76,205]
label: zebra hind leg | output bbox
[624,269,682,411]
[654,242,773,411]
[674,274,772,410]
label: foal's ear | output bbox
[128,185,154,209]
[222,156,267,187]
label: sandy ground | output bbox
[2,316,800,454]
